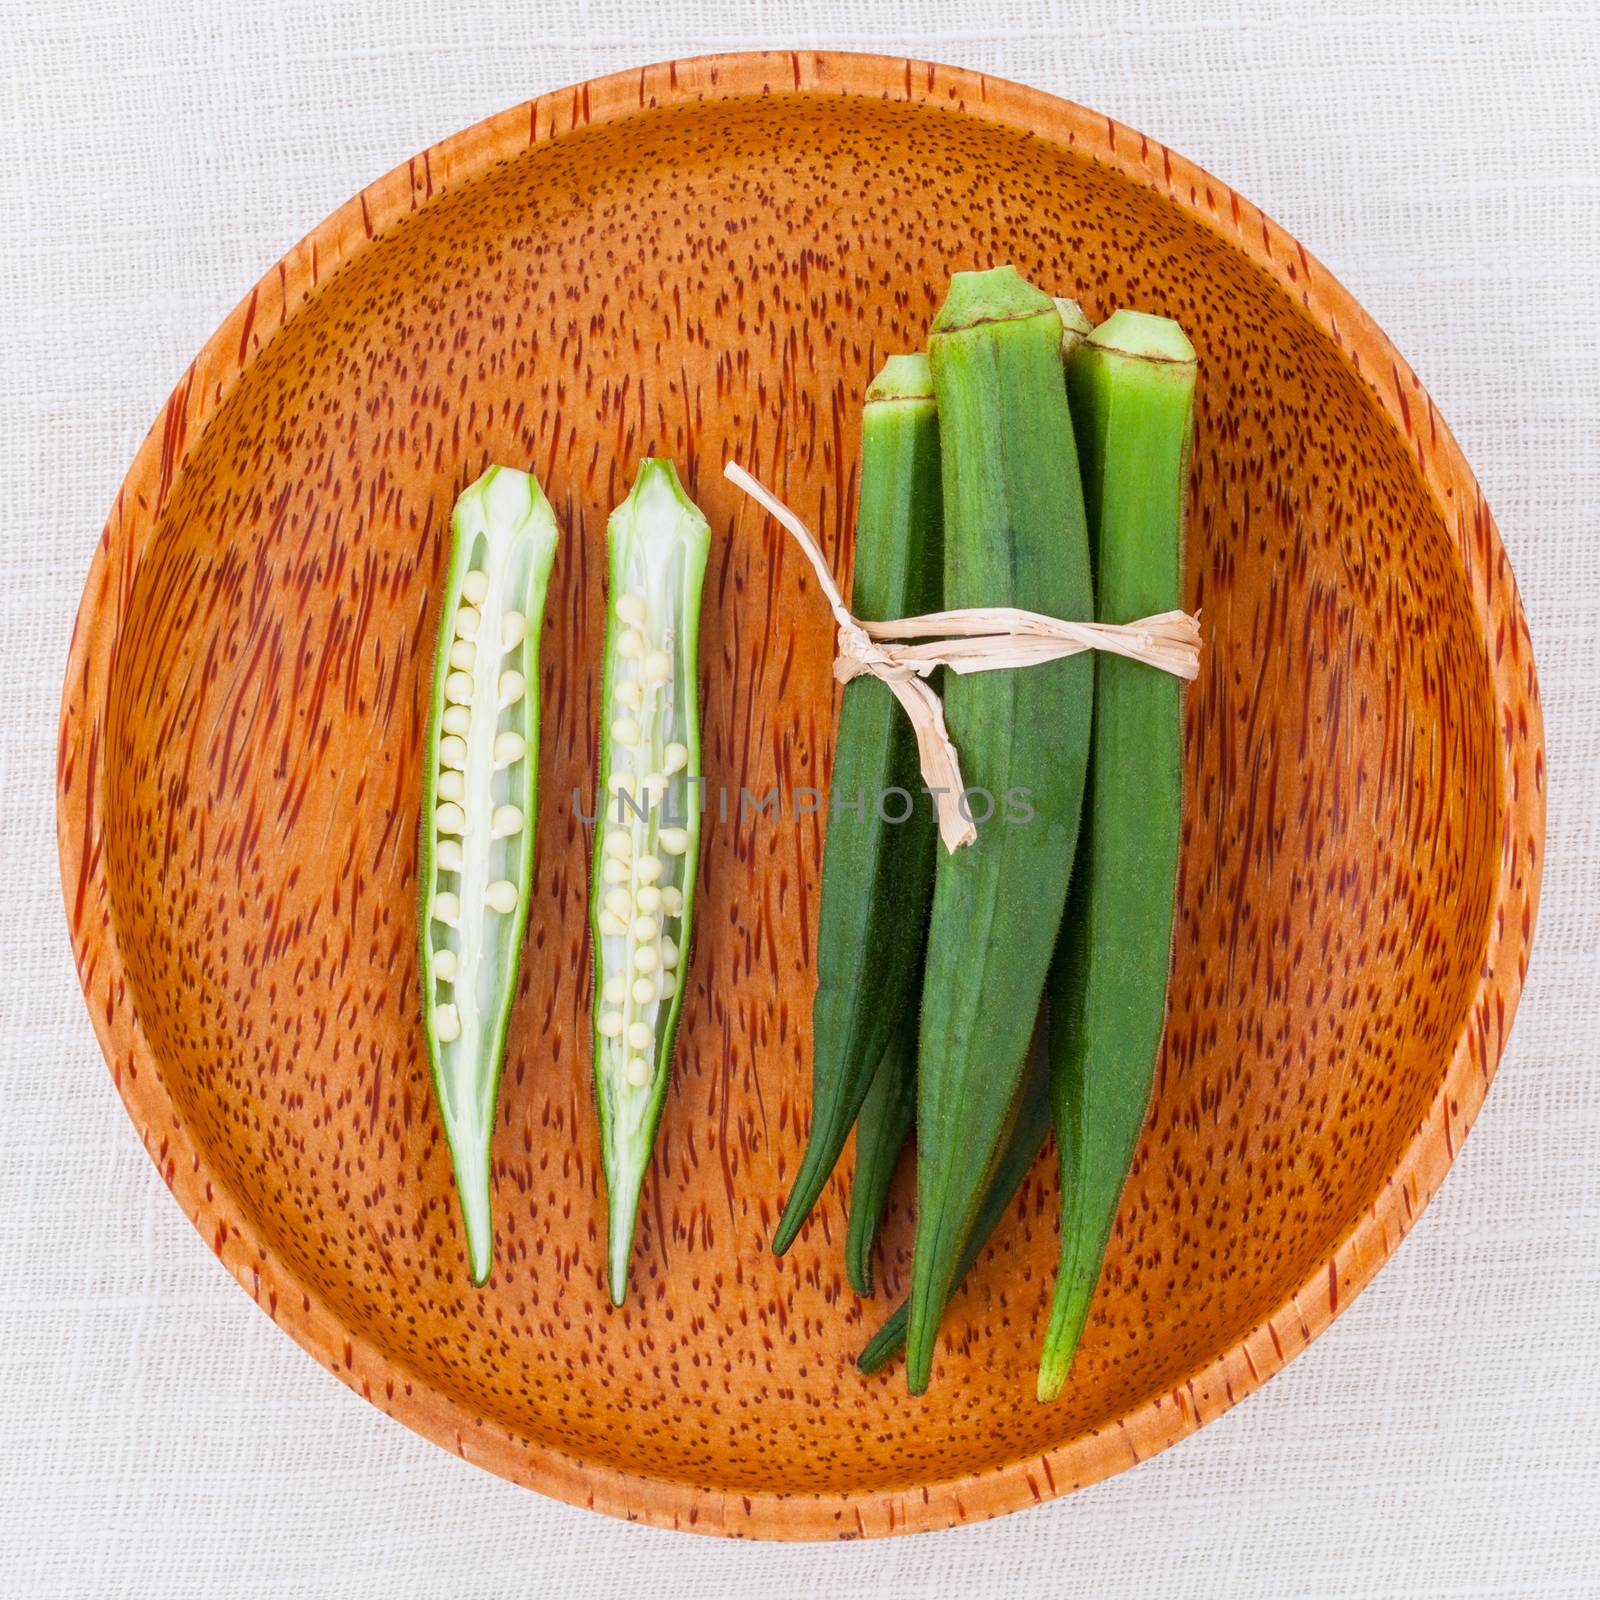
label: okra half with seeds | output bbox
[420,465,560,1285]
[590,458,711,1306]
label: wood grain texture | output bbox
[57,52,1544,1538]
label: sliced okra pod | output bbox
[589,459,711,1305]
[420,465,560,1285]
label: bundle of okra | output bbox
[774,265,1196,1399]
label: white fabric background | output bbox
[2,1,1596,1594]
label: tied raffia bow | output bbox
[724,461,1202,852]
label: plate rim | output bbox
[56,48,1545,1539]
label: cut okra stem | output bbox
[590,459,710,1306]
[420,466,559,1285]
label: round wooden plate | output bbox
[58,52,1543,1538]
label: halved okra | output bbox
[420,465,560,1285]
[590,459,711,1306]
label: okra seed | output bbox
[436,770,465,803]
[500,610,527,651]
[490,804,523,838]
[455,606,481,641]
[663,742,689,775]
[444,671,475,705]
[660,936,679,970]
[498,670,525,707]
[617,629,646,659]
[661,885,685,916]
[461,570,489,607]
[601,858,629,885]
[442,705,471,737]
[635,854,663,885]
[598,910,627,938]
[449,639,476,672]
[436,839,463,872]
[597,1011,624,1038]
[602,976,627,1005]
[433,892,461,925]
[659,827,689,855]
[484,880,518,915]
[611,717,641,748]
[603,888,631,918]
[635,885,662,913]
[433,947,458,981]
[625,1056,650,1087]
[657,971,677,999]
[631,976,658,1004]
[643,651,671,684]
[603,828,632,860]
[633,946,659,974]
[632,915,659,942]
[607,769,635,794]
[616,592,647,627]
[614,680,643,711]
[435,802,466,835]
[439,735,468,769]
[493,730,525,765]
[626,1021,653,1050]
[434,1004,461,1043]
[643,773,668,803]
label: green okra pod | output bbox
[843,1010,918,1297]
[1037,310,1195,1401]
[420,465,560,1284]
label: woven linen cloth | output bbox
[2,2,1596,1594]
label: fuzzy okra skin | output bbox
[772,354,942,1258]
[420,466,560,1285]
[906,266,1094,1395]
[590,459,711,1306]
[1037,310,1195,1402]
[843,1010,917,1296]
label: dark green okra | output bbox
[906,266,1094,1395]
[420,466,560,1285]
[590,459,711,1306]
[844,1011,918,1296]
[1037,310,1194,1401]
[772,355,942,1258]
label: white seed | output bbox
[439,735,467,769]
[613,679,643,711]
[436,839,463,872]
[635,885,662,914]
[660,885,685,916]
[626,1020,653,1051]
[602,975,628,1005]
[643,650,671,684]
[493,730,525,765]
[632,915,659,942]
[635,854,663,885]
[633,946,659,974]
[442,705,471,737]
[616,628,646,659]
[659,827,689,856]
[603,888,632,918]
[455,605,481,640]
[433,947,459,981]
[500,610,527,651]
[603,828,632,860]
[498,670,525,707]
[606,769,636,796]
[631,976,659,1004]
[660,936,679,970]
[434,1003,461,1043]
[461,570,489,607]
[449,639,476,672]
[436,770,464,804]
[616,592,647,627]
[601,858,629,885]
[435,802,466,835]
[490,804,523,838]
[596,1010,624,1038]
[642,772,668,803]
[625,1056,651,1087]
[433,891,461,926]
[484,880,518,915]
[662,742,689,775]
[444,671,474,705]
[611,717,640,747]
[598,909,627,938]
[657,971,677,1000]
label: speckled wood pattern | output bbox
[58,53,1542,1537]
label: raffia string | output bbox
[723,461,1202,853]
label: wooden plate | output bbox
[57,52,1543,1538]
